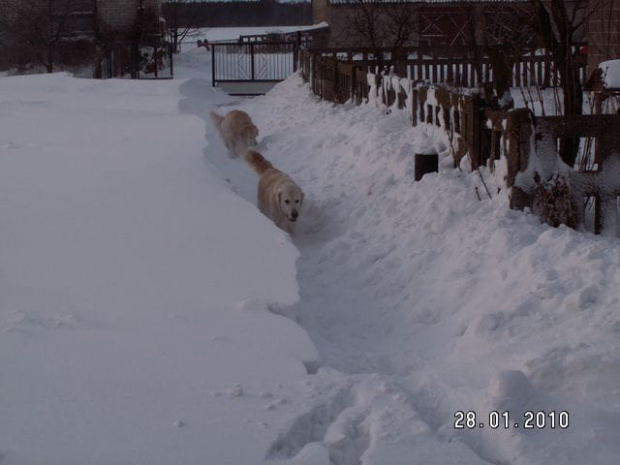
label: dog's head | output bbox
[245,125,259,148]
[278,183,304,223]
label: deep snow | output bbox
[0,69,316,465]
[1,41,620,465]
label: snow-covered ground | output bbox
[0,62,316,465]
[2,41,620,465]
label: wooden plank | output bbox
[536,115,620,139]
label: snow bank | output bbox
[230,72,620,465]
[0,72,318,464]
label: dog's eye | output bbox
[295,200,300,204]
[284,200,290,204]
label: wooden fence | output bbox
[301,50,499,170]
[301,52,369,104]
[299,49,620,236]
[301,48,587,90]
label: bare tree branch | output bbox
[0,0,83,73]
[339,0,418,68]
[163,0,210,53]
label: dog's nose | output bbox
[291,211,299,220]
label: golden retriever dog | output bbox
[210,110,259,157]
[244,149,304,234]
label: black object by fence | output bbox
[415,152,439,181]
[211,42,298,95]
[98,40,173,79]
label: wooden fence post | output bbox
[411,89,418,126]
[468,96,482,169]
[351,66,356,103]
[331,58,338,102]
[506,108,535,210]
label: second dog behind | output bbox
[244,149,304,234]
[210,109,259,157]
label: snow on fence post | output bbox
[506,108,535,211]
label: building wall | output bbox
[588,0,620,71]
[97,0,162,34]
[312,1,478,50]
[313,2,420,48]
[312,0,330,24]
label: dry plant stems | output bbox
[532,173,577,228]
[535,83,548,117]
[475,186,482,201]
[518,84,533,113]
[519,80,548,117]
[477,169,493,200]
[524,73,540,114]
[552,81,563,116]
[519,60,548,116]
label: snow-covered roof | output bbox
[599,59,620,89]
[279,22,330,33]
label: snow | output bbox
[189,23,328,45]
[1,41,620,465]
[0,63,315,464]
[599,59,620,89]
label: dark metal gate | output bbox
[97,39,173,79]
[211,42,298,95]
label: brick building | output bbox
[310,0,592,55]
[98,0,163,35]
[310,0,521,51]
[588,0,620,72]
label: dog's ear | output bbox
[300,191,305,206]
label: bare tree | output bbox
[339,0,418,69]
[163,0,209,53]
[516,0,589,165]
[0,0,80,73]
[475,4,537,102]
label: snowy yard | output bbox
[1,42,620,465]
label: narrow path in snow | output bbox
[257,98,497,464]
[194,76,496,464]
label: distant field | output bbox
[181,24,323,49]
